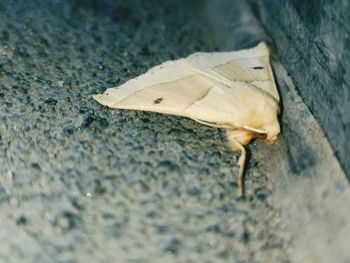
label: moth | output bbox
[93,42,280,196]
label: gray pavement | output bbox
[0,1,349,262]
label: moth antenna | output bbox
[226,134,247,197]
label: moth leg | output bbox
[236,142,247,197]
[226,133,247,197]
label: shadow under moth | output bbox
[93,42,280,196]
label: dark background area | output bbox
[249,0,350,179]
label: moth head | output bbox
[263,120,280,144]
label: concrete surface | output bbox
[0,0,349,262]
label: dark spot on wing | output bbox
[252,66,264,70]
[153,97,163,104]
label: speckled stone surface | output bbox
[0,1,349,263]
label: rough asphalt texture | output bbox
[0,1,349,263]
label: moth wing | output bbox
[93,59,222,118]
[184,81,279,128]
[94,60,240,127]
[185,42,279,102]
[93,42,279,129]
[93,59,192,107]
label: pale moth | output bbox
[93,42,280,196]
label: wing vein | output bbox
[183,87,212,111]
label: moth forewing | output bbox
[93,42,280,197]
